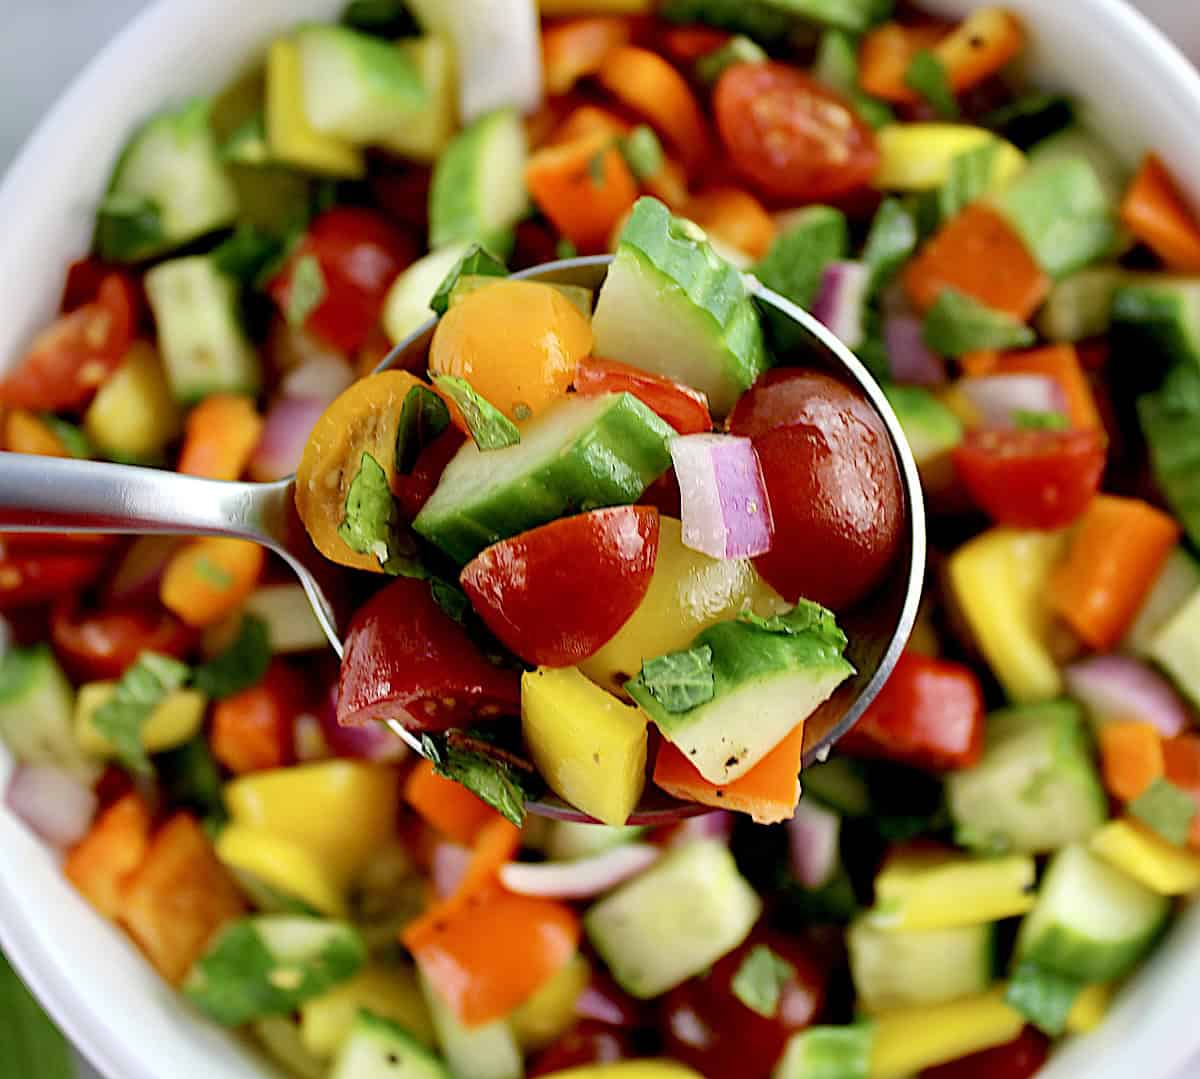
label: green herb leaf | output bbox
[285,254,327,327]
[923,287,1036,356]
[395,385,451,475]
[421,734,528,826]
[659,0,793,43]
[341,0,420,37]
[157,737,228,825]
[556,239,579,260]
[429,245,508,317]
[0,953,73,1079]
[905,49,959,119]
[431,375,520,451]
[194,615,271,700]
[730,944,796,1018]
[631,645,715,714]
[861,198,917,291]
[1130,776,1196,846]
[1014,409,1070,431]
[695,35,767,84]
[213,225,286,287]
[431,578,471,625]
[1005,961,1083,1036]
[337,452,406,566]
[39,415,93,459]
[981,92,1074,149]
[619,125,666,181]
[738,599,846,647]
[938,142,999,223]
[94,192,165,263]
[93,652,191,775]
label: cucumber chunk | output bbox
[1015,844,1169,982]
[144,255,261,403]
[799,757,871,817]
[584,839,761,998]
[883,384,963,471]
[1123,546,1200,657]
[1138,362,1200,548]
[1025,126,1129,206]
[593,197,769,417]
[946,701,1107,855]
[96,98,238,263]
[382,244,472,346]
[775,1024,873,1079]
[378,36,458,163]
[1036,266,1125,342]
[1115,276,1200,368]
[419,972,521,1079]
[331,1010,449,1079]
[413,392,673,564]
[0,645,96,783]
[1147,589,1200,707]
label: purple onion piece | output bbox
[811,260,870,351]
[5,764,97,848]
[958,374,1067,429]
[1065,654,1194,737]
[432,841,472,899]
[884,312,947,386]
[498,843,661,899]
[248,397,328,483]
[788,797,840,890]
[670,433,773,560]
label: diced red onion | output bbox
[670,434,773,560]
[105,536,183,604]
[432,841,472,899]
[317,684,408,762]
[667,811,733,847]
[575,972,641,1027]
[958,374,1067,429]
[498,843,661,899]
[0,614,10,666]
[788,798,840,890]
[1065,654,1194,737]
[293,714,331,762]
[5,764,97,848]
[248,397,328,482]
[884,312,947,386]
[811,261,870,350]
[281,357,356,402]
[267,317,346,374]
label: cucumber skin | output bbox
[1114,281,1200,368]
[413,393,674,565]
[331,1010,449,1079]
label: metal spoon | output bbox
[0,255,925,822]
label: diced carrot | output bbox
[64,792,152,920]
[1120,153,1200,273]
[654,723,805,824]
[658,25,731,63]
[1098,722,1164,802]
[405,758,500,846]
[177,394,264,481]
[995,344,1101,430]
[859,23,946,103]
[596,46,712,170]
[543,17,633,96]
[904,203,1050,319]
[4,410,71,456]
[550,105,631,147]
[160,537,265,628]
[118,814,246,985]
[959,350,999,377]
[684,188,776,261]
[526,131,640,253]
[1050,495,1181,651]
[210,661,303,775]
[642,155,690,211]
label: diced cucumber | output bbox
[946,701,1107,855]
[0,645,96,783]
[295,25,425,144]
[883,384,963,471]
[584,839,761,998]
[774,1024,873,1079]
[378,36,458,163]
[221,112,271,167]
[848,919,993,1013]
[545,821,646,861]
[1015,844,1169,982]
[1147,589,1200,707]
[331,1010,449,1079]
[593,198,768,417]
[382,244,472,345]
[254,1016,326,1079]
[1026,126,1129,206]
[301,963,435,1058]
[798,757,870,817]
[420,972,522,1079]
[413,392,673,564]
[242,585,328,654]
[1123,546,1200,657]
[1138,363,1200,548]
[144,255,261,403]
[1036,266,1125,342]
[429,108,527,257]
[95,98,238,263]
[83,342,182,460]
[1115,276,1200,367]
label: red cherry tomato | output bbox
[728,369,903,610]
[460,507,660,668]
[528,1021,635,1077]
[0,550,107,610]
[50,600,195,682]
[269,208,415,355]
[660,927,826,1079]
[394,427,467,522]
[921,1026,1050,1079]
[575,357,713,435]
[639,468,682,519]
[953,427,1106,530]
[838,650,985,771]
[338,576,521,731]
[211,661,305,775]
[2,274,136,411]
[713,63,879,203]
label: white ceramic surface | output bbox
[2,2,1200,1077]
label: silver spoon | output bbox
[0,255,925,823]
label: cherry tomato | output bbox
[575,357,713,435]
[921,1026,1050,1079]
[269,207,415,355]
[511,217,563,272]
[657,25,731,63]
[638,468,682,518]
[369,165,433,236]
[1,274,136,411]
[0,550,107,610]
[50,600,194,682]
[660,927,826,1078]
[528,1021,635,1077]
[460,507,660,668]
[838,650,985,771]
[728,369,903,610]
[210,661,305,775]
[394,426,468,522]
[713,63,879,203]
[953,427,1106,530]
[338,576,521,731]
[61,258,144,325]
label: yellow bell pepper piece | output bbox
[300,962,434,1058]
[866,848,1037,931]
[538,1065,702,1079]
[874,124,1025,191]
[1065,980,1116,1034]
[225,761,399,888]
[84,342,182,460]
[510,953,591,1051]
[946,528,1070,703]
[75,682,206,758]
[215,824,346,918]
[870,988,1024,1079]
[1090,819,1200,895]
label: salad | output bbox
[4,1,1200,1077]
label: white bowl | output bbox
[2,1,1200,1076]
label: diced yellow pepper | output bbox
[300,962,434,1058]
[870,988,1024,1079]
[538,0,654,12]
[84,342,182,460]
[866,848,1036,931]
[1065,980,1116,1034]
[946,528,1070,703]
[1090,819,1200,895]
[266,39,364,178]
[225,761,399,888]
[75,682,206,758]
[510,953,591,1051]
[378,36,458,163]
[522,667,646,826]
[215,824,346,918]
[874,124,1025,191]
